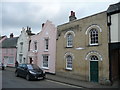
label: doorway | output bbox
[89,55,99,82]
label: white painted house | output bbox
[16,26,35,64]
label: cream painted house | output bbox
[56,11,110,84]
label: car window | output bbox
[18,64,23,68]
[27,65,33,69]
[22,64,27,68]
[27,64,40,70]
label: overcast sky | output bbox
[1,0,119,37]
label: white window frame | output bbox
[34,41,37,51]
[42,55,49,69]
[66,55,72,70]
[8,57,14,64]
[89,55,98,61]
[89,29,98,46]
[19,54,23,63]
[67,33,73,47]
[20,42,23,53]
[44,38,49,51]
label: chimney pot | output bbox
[10,33,14,38]
[69,11,77,21]
[71,11,73,16]
[73,12,75,16]
[27,26,29,30]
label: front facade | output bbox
[28,20,57,74]
[56,11,110,84]
[107,2,120,81]
[0,36,7,64]
[17,26,35,64]
[1,33,18,67]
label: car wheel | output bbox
[15,71,19,77]
[42,76,45,80]
[26,74,30,81]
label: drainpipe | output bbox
[107,14,112,84]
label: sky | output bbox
[0,0,119,37]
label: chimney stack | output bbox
[42,23,45,28]
[27,26,29,30]
[69,11,77,21]
[26,26,31,35]
[10,33,14,38]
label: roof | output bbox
[2,37,18,48]
[57,11,106,28]
[28,33,35,36]
[107,2,120,15]
[0,36,6,40]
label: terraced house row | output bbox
[0,2,120,85]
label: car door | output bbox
[21,64,28,77]
[17,64,23,76]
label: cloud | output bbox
[1,0,120,37]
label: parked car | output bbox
[15,64,46,81]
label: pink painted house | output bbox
[28,20,57,74]
[0,36,7,64]
[1,33,18,67]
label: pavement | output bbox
[3,67,119,89]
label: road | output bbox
[2,69,84,88]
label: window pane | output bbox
[8,57,14,64]
[66,55,72,69]
[89,29,98,45]
[43,55,48,68]
[90,55,98,61]
[34,42,37,50]
[67,34,73,47]
[45,39,49,50]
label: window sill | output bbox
[65,68,72,71]
[19,53,23,55]
[88,44,100,47]
[44,50,48,52]
[42,67,49,70]
[65,46,73,48]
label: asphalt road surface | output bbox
[2,69,84,88]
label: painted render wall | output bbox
[110,13,119,43]
[28,20,57,74]
[0,36,7,63]
[27,34,39,64]
[2,48,17,67]
[56,12,110,84]
[17,29,30,64]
